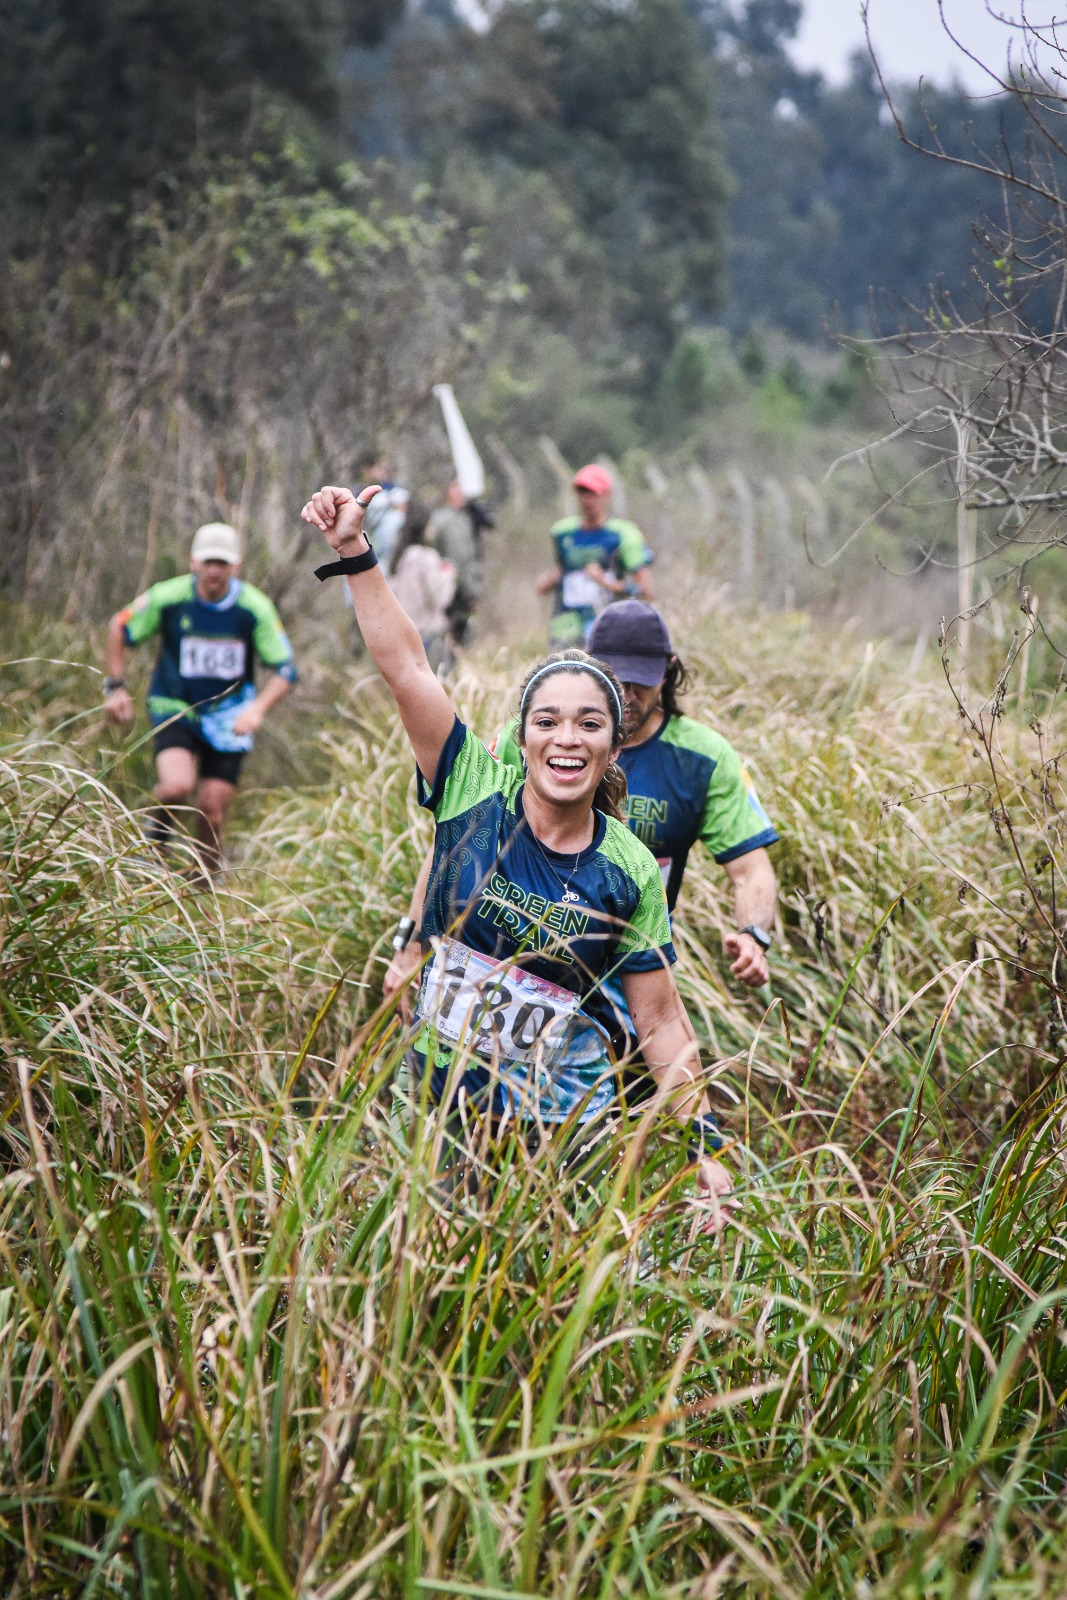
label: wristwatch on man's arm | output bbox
[739,924,772,951]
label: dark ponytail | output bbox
[661,654,690,719]
[515,649,628,822]
[594,761,628,822]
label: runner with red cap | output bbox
[535,464,654,646]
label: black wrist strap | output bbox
[315,545,378,581]
[688,1114,724,1161]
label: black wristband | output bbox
[315,545,378,581]
[687,1114,724,1162]
[102,676,125,694]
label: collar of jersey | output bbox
[621,710,674,757]
[514,783,607,862]
[195,577,241,611]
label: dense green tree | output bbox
[369,0,729,379]
[704,0,1019,339]
[0,0,353,207]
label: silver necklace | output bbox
[523,822,584,904]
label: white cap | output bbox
[190,522,241,564]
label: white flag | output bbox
[433,384,486,500]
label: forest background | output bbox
[12,2,1067,1595]
[0,0,1031,633]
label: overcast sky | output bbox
[790,0,1061,90]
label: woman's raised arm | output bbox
[302,485,455,785]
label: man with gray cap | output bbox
[103,521,297,869]
[498,599,779,985]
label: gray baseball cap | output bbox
[588,600,672,686]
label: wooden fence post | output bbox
[538,436,573,517]
[955,407,977,668]
[488,435,528,512]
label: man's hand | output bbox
[723,931,769,987]
[301,484,381,553]
[696,1156,735,1236]
[583,560,624,594]
[382,940,422,1022]
[536,567,562,595]
[104,687,135,726]
[232,702,265,737]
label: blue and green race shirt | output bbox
[496,712,778,913]
[416,717,674,1121]
[120,575,297,752]
[549,517,653,646]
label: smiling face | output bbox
[520,670,621,811]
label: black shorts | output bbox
[152,720,245,786]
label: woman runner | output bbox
[302,483,732,1224]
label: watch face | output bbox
[744,925,771,950]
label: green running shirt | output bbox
[416,717,674,1121]
[548,517,653,645]
[120,574,296,750]
[495,712,778,912]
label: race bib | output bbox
[197,683,256,752]
[419,937,584,1061]
[561,570,604,611]
[179,635,246,681]
[418,938,615,1122]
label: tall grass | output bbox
[2,609,1067,1596]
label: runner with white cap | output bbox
[103,521,297,869]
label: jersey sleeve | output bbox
[616,848,675,972]
[491,718,524,775]
[245,588,298,682]
[614,521,653,572]
[699,742,779,862]
[418,717,504,822]
[120,585,166,647]
[603,823,676,972]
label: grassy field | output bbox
[2,600,1067,1597]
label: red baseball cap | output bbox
[572,464,613,496]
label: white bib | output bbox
[560,570,604,611]
[419,937,584,1063]
[418,937,616,1122]
[179,635,246,681]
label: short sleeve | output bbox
[615,521,652,572]
[121,586,165,647]
[699,742,779,862]
[418,717,504,822]
[612,835,676,972]
[491,718,524,776]
[246,588,297,678]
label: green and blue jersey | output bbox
[549,517,652,645]
[416,717,674,1120]
[496,712,778,912]
[120,574,296,751]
